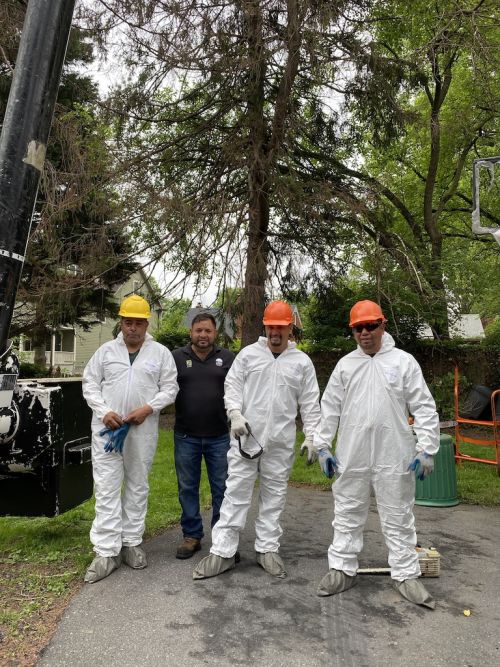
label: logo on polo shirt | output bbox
[186,359,192,368]
[215,358,223,366]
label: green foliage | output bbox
[18,363,49,379]
[227,338,241,354]
[156,329,190,350]
[484,317,500,348]
[426,372,460,421]
[155,298,191,350]
[300,274,426,351]
[300,336,355,354]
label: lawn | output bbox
[1,430,499,665]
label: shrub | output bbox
[155,328,190,350]
[483,317,500,348]
[18,363,48,379]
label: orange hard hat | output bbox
[349,300,386,327]
[262,300,294,326]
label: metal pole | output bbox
[0,0,77,356]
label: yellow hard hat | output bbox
[118,294,151,319]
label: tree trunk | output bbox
[239,0,301,347]
[426,254,450,339]
[240,1,269,347]
[241,181,270,347]
[33,330,47,369]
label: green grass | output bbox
[455,442,500,505]
[0,429,498,664]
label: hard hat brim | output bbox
[263,318,293,326]
[119,313,150,319]
[349,316,386,327]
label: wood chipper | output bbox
[0,0,93,516]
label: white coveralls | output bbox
[82,332,178,557]
[211,337,320,557]
[315,332,439,581]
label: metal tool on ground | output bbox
[357,547,441,577]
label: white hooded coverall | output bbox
[83,332,178,557]
[211,337,320,557]
[315,332,439,581]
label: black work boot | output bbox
[176,537,202,559]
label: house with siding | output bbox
[18,269,162,375]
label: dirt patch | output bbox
[0,562,83,667]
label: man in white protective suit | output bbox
[193,300,320,580]
[315,300,439,608]
[82,294,178,583]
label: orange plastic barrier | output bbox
[454,367,500,476]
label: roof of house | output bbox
[183,307,235,338]
[419,314,485,339]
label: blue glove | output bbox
[99,423,131,454]
[408,452,434,480]
[318,449,338,478]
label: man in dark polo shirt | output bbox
[172,312,235,559]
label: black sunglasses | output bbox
[353,322,382,333]
[236,431,263,460]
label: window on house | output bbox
[21,338,33,351]
[54,330,75,352]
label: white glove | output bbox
[408,452,434,480]
[300,436,317,465]
[229,409,250,438]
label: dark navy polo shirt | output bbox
[172,344,235,437]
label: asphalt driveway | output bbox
[38,485,500,666]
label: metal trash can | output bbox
[415,434,459,507]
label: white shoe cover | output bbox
[317,569,357,597]
[122,545,147,569]
[84,555,121,583]
[192,553,236,580]
[255,551,287,578]
[394,579,435,609]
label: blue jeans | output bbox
[174,432,230,540]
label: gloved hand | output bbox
[229,409,250,438]
[318,449,338,478]
[408,452,434,480]
[300,436,317,465]
[99,422,131,454]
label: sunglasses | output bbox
[353,322,382,333]
[236,431,264,460]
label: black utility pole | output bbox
[0,0,76,357]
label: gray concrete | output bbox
[38,486,500,666]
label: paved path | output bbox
[38,486,500,666]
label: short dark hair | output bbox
[191,312,217,328]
